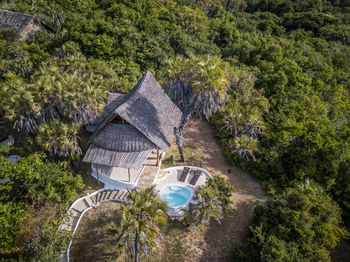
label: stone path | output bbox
[137,150,164,189]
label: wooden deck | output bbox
[137,166,158,189]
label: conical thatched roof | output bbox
[0,9,41,40]
[83,71,182,168]
[90,71,182,151]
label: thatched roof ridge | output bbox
[91,71,182,152]
[91,93,128,126]
[0,9,40,40]
[83,145,150,169]
[92,123,156,152]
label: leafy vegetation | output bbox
[184,176,233,226]
[234,180,349,262]
[107,187,167,262]
[0,146,83,259]
[0,0,349,260]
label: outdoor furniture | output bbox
[189,170,202,186]
[179,167,191,182]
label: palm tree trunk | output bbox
[115,229,126,244]
[135,232,140,262]
[178,146,185,163]
[208,27,218,58]
[175,110,192,163]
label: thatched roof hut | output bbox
[0,9,41,40]
[83,71,182,169]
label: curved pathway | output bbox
[58,189,129,262]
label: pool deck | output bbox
[153,166,211,192]
[152,166,211,216]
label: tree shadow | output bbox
[198,197,263,262]
[177,118,266,261]
[69,203,121,262]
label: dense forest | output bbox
[0,0,349,261]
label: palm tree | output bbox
[36,119,82,158]
[241,116,265,138]
[185,176,232,226]
[2,60,109,135]
[230,135,258,161]
[107,187,167,262]
[166,55,229,162]
[220,102,244,137]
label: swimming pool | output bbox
[159,184,194,216]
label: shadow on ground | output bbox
[151,119,266,262]
[70,202,121,262]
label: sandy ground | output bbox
[70,119,266,262]
[151,119,266,262]
[70,202,121,261]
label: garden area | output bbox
[70,119,265,261]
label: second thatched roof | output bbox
[0,9,41,40]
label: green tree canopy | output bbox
[234,180,349,262]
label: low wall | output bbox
[91,164,137,190]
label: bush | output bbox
[234,180,349,262]
[0,146,83,258]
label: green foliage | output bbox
[234,180,349,262]
[0,151,83,205]
[0,202,26,251]
[36,119,82,158]
[184,176,233,226]
[0,0,350,257]
[107,187,167,261]
[0,147,83,257]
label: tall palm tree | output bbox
[36,119,82,158]
[107,187,167,262]
[166,55,229,162]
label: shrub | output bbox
[234,180,349,262]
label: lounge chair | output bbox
[179,167,191,182]
[189,170,202,186]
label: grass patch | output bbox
[161,143,203,168]
[145,220,188,262]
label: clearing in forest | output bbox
[70,119,266,262]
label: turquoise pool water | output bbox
[159,184,194,208]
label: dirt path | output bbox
[146,119,266,262]
[166,119,266,261]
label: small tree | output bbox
[166,55,229,162]
[184,176,233,226]
[107,187,167,262]
[230,135,258,162]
